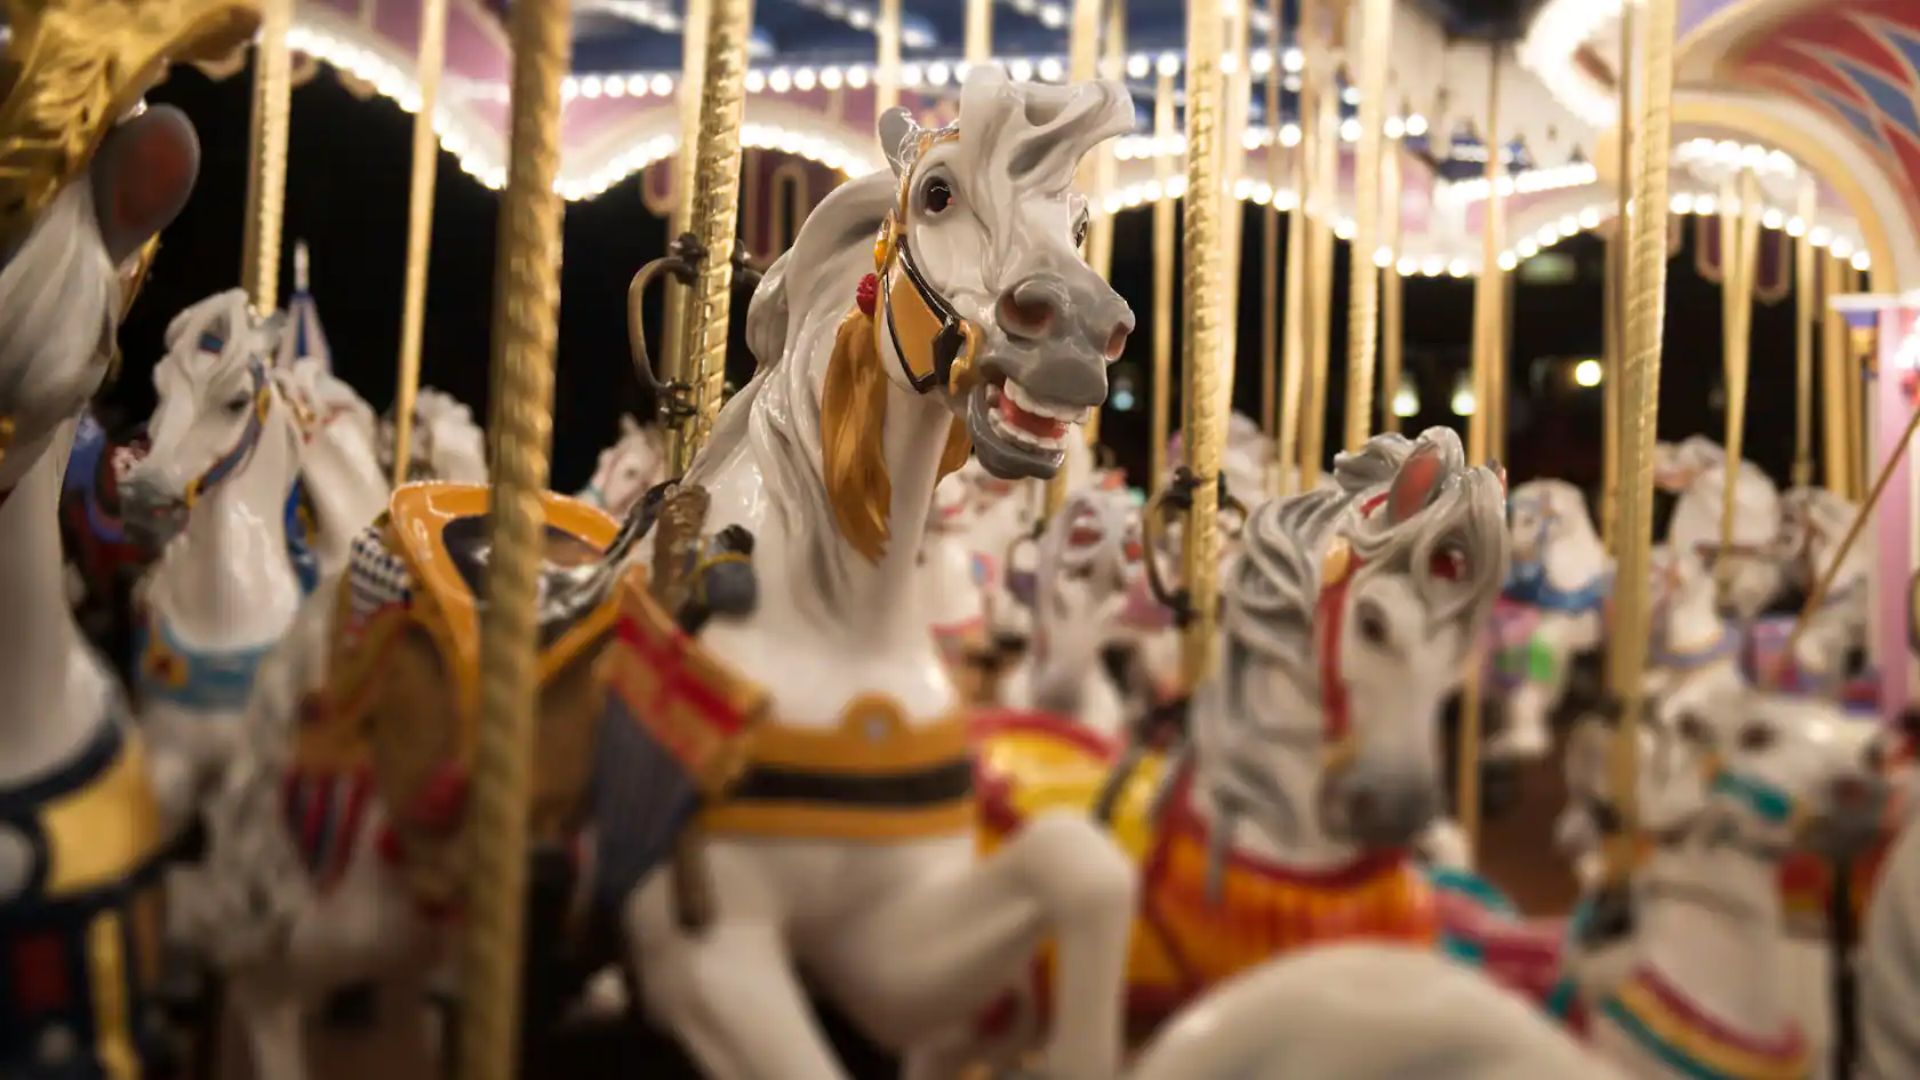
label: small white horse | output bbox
[1777,485,1872,688]
[576,413,666,518]
[1656,435,1786,619]
[1568,690,1888,1080]
[0,96,227,1076]
[377,386,488,485]
[1488,479,1611,759]
[1643,544,1745,725]
[997,486,1141,736]
[122,291,312,798]
[918,471,990,672]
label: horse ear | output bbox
[90,106,200,267]
[1386,443,1446,523]
[877,107,919,179]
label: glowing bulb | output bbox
[768,68,791,93]
[1497,251,1519,271]
[1450,376,1477,417]
[1396,256,1417,275]
[1279,123,1302,147]
[1573,359,1603,388]
[1447,258,1470,278]
[1374,246,1393,268]
[1340,118,1361,142]
[1010,59,1035,81]
[1851,250,1871,271]
[1127,54,1150,79]
[1157,52,1181,77]
[1038,57,1064,82]
[1283,47,1304,73]
[793,67,816,91]
[1403,113,1428,137]
[1392,383,1420,418]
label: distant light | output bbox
[650,74,673,96]
[1111,388,1136,412]
[768,67,792,93]
[1852,250,1872,271]
[1282,47,1304,73]
[1404,113,1429,137]
[1279,123,1302,147]
[1038,57,1064,82]
[1009,59,1035,81]
[792,67,816,91]
[1447,258,1470,278]
[1573,358,1603,388]
[1341,85,1361,106]
[1384,116,1405,139]
[1373,246,1393,268]
[1497,250,1518,272]
[1392,383,1420,418]
[1126,54,1150,79]
[1450,374,1477,417]
[1339,118,1361,142]
[1157,52,1181,77]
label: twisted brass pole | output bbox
[1276,2,1310,494]
[876,0,901,113]
[1608,0,1677,860]
[1150,72,1176,491]
[463,0,571,1071]
[1050,0,1104,514]
[1342,0,1391,450]
[1466,51,1501,468]
[1820,255,1851,496]
[241,0,291,313]
[1602,3,1633,555]
[390,0,450,487]
[1380,139,1403,435]
[1298,53,1334,482]
[965,0,992,64]
[661,0,709,475]
[1715,170,1761,604]
[1181,0,1228,686]
[1259,0,1281,447]
[1793,177,1815,490]
[682,0,758,461]
[1219,0,1251,416]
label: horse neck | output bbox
[0,428,115,784]
[1543,528,1604,590]
[1660,583,1725,655]
[150,405,301,647]
[1635,844,1787,1034]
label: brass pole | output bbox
[1607,0,1678,864]
[1820,255,1851,496]
[682,0,757,459]
[1051,0,1105,513]
[241,0,292,313]
[1846,266,1868,497]
[662,0,709,473]
[1788,404,1920,660]
[1793,178,1816,490]
[877,0,901,113]
[1380,138,1404,434]
[1151,73,1176,491]
[462,0,571,1070]
[1276,2,1309,494]
[1181,0,1229,686]
[1715,170,1761,604]
[965,0,993,64]
[1219,0,1251,418]
[1467,50,1501,467]
[389,0,450,488]
[1602,2,1633,554]
[1083,0,1125,446]
[1299,52,1335,481]
[1342,0,1392,450]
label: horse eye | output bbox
[1073,210,1090,247]
[225,395,251,415]
[1677,713,1715,746]
[1355,600,1390,647]
[922,177,953,214]
[1738,722,1777,753]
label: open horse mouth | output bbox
[966,376,1091,480]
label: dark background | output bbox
[119,63,1816,497]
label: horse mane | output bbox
[0,184,118,430]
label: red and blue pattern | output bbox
[1726,0,1920,230]
[280,768,376,893]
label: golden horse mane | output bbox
[820,307,970,562]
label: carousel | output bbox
[3,0,1920,1076]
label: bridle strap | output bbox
[184,361,271,508]
[875,129,982,395]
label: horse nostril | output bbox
[1104,322,1130,360]
[998,286,1059,339]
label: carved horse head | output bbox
[578,412,664,517]
[1779,485,1867,594]
[1506,478,1605,589]
[871,66,1135,479]
[0,108,205,494]
[1199,428,1508,853]
[123,289,294,546]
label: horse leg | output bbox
[223,975,306,1080]
[623,854,846,1080]
[812,814,1135,1080]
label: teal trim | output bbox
[1712,772,1794,825]
[1598,996,1740,1080]
[1424,865,1518,914]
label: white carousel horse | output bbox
[193,68,1144,1080]
[1643,544,1746,727]
[1655,435,1785,619]
[622,70,1143,1080]
[272,352,388,577]
[1129,942,1619,1079]
[576,412,665,517]
[122,290,310,804]
[996,486,1141,736]
[1166,411,1285,504]
[377,385,488,485]
[1487,479,1611,759]
[969,427,1515,1062]
[0,87,234,1076]
[1773,485,1871,689]
[1862,789,1920,1079]
[1564,689,1889,1080]
[919,471,990,677]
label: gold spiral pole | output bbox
[1792,176,1815,490]
[1181,0,1228,686]
[1083,0,1123,446]
[241,0,292,313]
[1050,0,1104,515]
[1607,0,1677,867]
[1601,2,1633,554]
[1300,47,1336,481]
[661,0,709,476]
[389,0,450,487]
[965,0,992,64]
[1276,4,1311,494]
[683,0,758,459]
[1845,266,1867,495]
[462,0,571,1071]
[1218,0,1250,416]
[1714,169,1761,604]
[1379,135,1403,434]
[1820,254,1851,496]
[1466,51,1501,468]
[1259,0,1281,449]
[877,0,901,114]
[1341,0,1391,451]
[1150,72,1176,491]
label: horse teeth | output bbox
[987,402,1063,452]
[1006,379,1080,422]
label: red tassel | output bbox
[856,273,879,317]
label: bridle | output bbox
[182,357,272,508]
[871,130,983,396]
